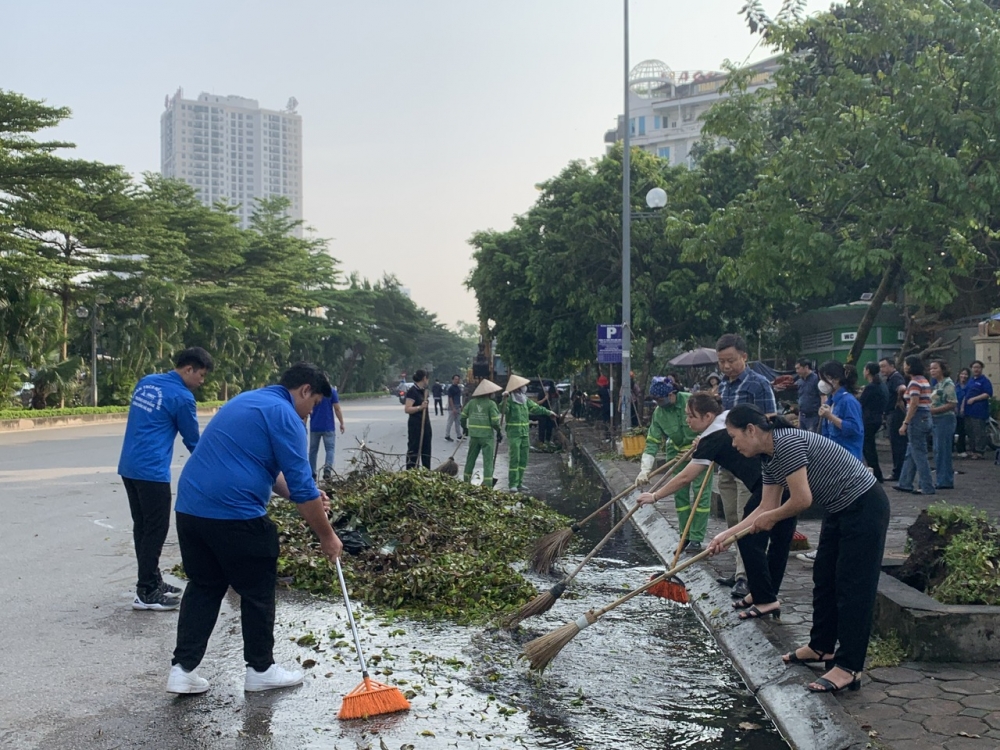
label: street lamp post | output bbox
[75,295,107,407]
[621,0,632,444]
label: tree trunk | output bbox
[847,258,902,365]
[339,348,359,393]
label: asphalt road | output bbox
[0,396,501,749]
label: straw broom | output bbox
[434,435,464,476]
[504,460,681,629]
[646,462,714,603]
[335,559,410,720]
[523,528,753,672]
[528,446,695,574]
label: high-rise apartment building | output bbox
[160,89,303,231]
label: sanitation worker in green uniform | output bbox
[460,378,502,485]
[635,380,713,551]
[501,374,556,493]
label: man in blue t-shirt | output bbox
[309,390,345,480]
[118,347,213,612]
[166,363,343,696]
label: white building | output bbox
[604,57,779,166]
[160,89,303,231]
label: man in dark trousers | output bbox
[880,357,907,481]
[794,358,821,432]
[166,363,342,695]
[404,370,432,469]
[431,379,444,415]
[445,374,463,441]
[118,347,214,611]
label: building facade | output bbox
[604,57,779,167]
[160,89,303,231]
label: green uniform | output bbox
[460,397,501,483]
[644,391,713,543]
[501,397,553,490]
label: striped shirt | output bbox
[719,367,777,414]
[905,376,932,411]
[761,429,876,513]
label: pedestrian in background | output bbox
[308,390,345,480]
[929,359,957,489]
[859,362,889,482]
[167,363,342,695]
[444,374,463,441]
[794,358,821,433]
[118,347,214,612]
[961,360,994,459]
[879,357,907,482]
[894,355,935,495]
[817,361,864,461]
[432,379,444,416]
[954,367,970,456]
[403,370,432,470]
[596,375,611,427]
[461,379,502,484]
[537,381,559,446]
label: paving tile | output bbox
[922,715,989,736]
[869,666,925,684]
[960,693,1000,711]
[883,696,910,706]
[890,740,955,750]
[887,682,946,699]
[982,711,1000,730]
[942,737,998,750]
[852,703,905,721]
[940,680,998,696]
[960,708,991,718]
[922,667,981,681]
[902,697,967,717]
[876,718,930,740]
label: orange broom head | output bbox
[790,531,810,552]
[646,577,689,604]
[337,674,410,720]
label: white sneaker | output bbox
[244,663,304,692]
[796,550,817,563]
[167,664,210,694]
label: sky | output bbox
[4,0,828,331]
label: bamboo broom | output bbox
[646,462,714,603]
[528,446,695,574]
[523,528,753,672]
[504,465,679,629]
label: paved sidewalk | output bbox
[571,422,1000,750]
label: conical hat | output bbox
[504,374,530,394]
[472,379,502,397]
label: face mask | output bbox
[818,380,833,395]
[512,387,527,405]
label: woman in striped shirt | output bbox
[893,355,936,495]
[707,404,890,694]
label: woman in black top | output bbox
[708,404,890,694]
[638,393,794,620]
[859,362,889,482]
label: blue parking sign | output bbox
[597,324,623,364]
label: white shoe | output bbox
[167,664,210,694]
[796,550,817,563]
[244,663,304,692]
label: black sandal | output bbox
[732,596,753,610]
[782,647,834,667]
[807,668,861,693]
[737,604,780,621]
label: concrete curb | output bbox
[575,434,870,750]
[0,407,220,433]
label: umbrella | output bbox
[668,347,719,367]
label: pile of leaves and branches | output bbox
[891,505,1000,606]
[268,469,572,624]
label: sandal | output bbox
[732,596,754,610]
[807,668,861,693]
[738,604,780,621]
[782,647,834,667]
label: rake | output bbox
[524,528,753,672]
[527,446,695,574]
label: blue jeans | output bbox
[309,430,336,472]
[898,412,935,494]
[932,413,956,488]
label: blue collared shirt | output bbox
[821,387,864,460]
[719,367,777,414]
[176,385,320,520]
[118,370,200,483]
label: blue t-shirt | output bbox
[796,372,821,416]
[176,385,320,520]
[964,375,994,420]
[821,387,864,461]
[118,370,200,483]
[309,391,340,432]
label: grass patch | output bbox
[867,631,907,669]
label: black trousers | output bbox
[433,397,443,415]
[736,489,796,606]
[887,410,907,478]
[538,416,555,443]
[122,478,173,594]
[955,416,967,454]
[863,421,884,482]
[172,512,278,672]
[809,484,890,673]
[406,418,432,469]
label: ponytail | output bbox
[725,403,794,432]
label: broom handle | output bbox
[594,528,753,618]
[448,434,464,460]
[574,446,695,529]
[335,557,370,677]
[669,462,714,570]
[564,458,681,581]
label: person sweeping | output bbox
[460,378,502,485]
[501,374,557,493]
[635,380,713,552]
